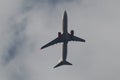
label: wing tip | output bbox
[40,48,42,50]
[84,40,86,42]
[40,47,44,50]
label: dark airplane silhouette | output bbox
[41,11,85,68]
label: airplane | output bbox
[41,11,85,68]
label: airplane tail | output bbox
[54,60,72,68]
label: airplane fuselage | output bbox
[62,11,68,61]
[41,11,85,68]
[63,11,68,35]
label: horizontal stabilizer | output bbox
[54,61,72,68]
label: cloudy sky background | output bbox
[0,0,120,80]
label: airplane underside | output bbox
[41,11,85,68]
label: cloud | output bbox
[2,18,27,64]
[21,0,75,13]
[1,0,120,80]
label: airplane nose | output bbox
[64,10,67,15]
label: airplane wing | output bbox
[69,34,85,42]
[41,37,63,49]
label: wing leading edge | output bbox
[41,36,63,49]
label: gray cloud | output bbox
[21,0,75,13]
[1,0,120,80]
[2,18,27,64]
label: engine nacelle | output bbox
[58,32,61,37]
[70,30,74,36]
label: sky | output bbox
[0,0,120,80]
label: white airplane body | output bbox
[41,11,85,68]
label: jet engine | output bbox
[70,30,74,36]
[58,32,61,37]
